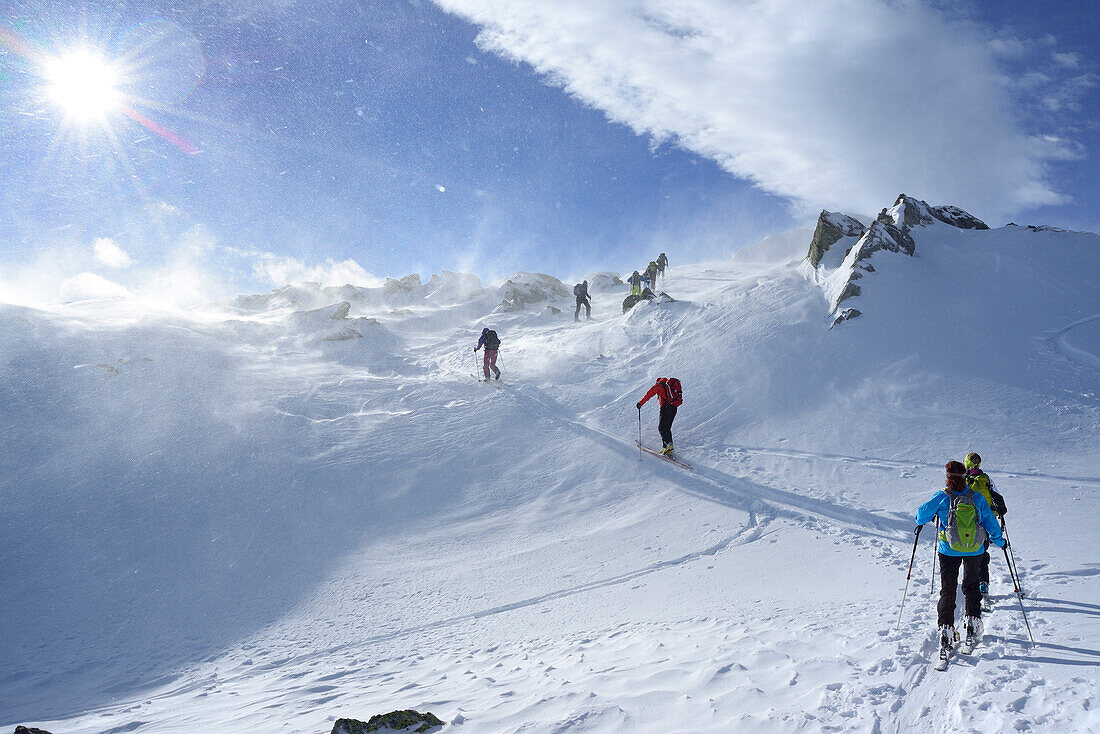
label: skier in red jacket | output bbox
[636,377,682,454]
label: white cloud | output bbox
[433,0,1073,219]
[252,255,381,288]
[1052,51,1080,69]
[59,272,132,301]
[93,237,133,268]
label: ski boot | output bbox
[935,625,957,670]
[962,616,982,653]
[979,582,992,612]
[660,443,674,456]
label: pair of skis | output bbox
[932,625,985,673]
[935,629,980,671]
[635,441,693,470]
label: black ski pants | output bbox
[658,404,677,448]
[979,543,991,586]
[938,553,982,627]
[574,296,590,320]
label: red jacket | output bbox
[638,380,674,407]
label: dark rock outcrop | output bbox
[829,221,916,319]
[809,194,990,328]
[496,272,570,312]
[830,308,862,328]
[332,710,445,733]
[929,204,989,230]
[15,727,55,734]
[884,194,988,231]
[621,287,679,313]
[850,221,915,262]
[807,211,866,268]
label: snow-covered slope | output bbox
[2,223,1098,733]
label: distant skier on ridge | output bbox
[627,270,645,297]
[573,280,591,321]
[916,460,1005,667]
[644,260,659,288]
[656,252,668,280]
[636,377,683,455]
[474,327,502,381]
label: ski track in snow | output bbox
[1051,313,1100,369]
[709,445,1100,488]
[509,381,914,544]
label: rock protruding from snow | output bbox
[830,307,862,328]
[807,195,991,326]
[851,221,916,261]
[930,204,989,230]
[807,211,866,268]
[15,727,55,734]
[828,221,915,318]
[584,271,624,290]
[332,710,444,733]
[808,216,918,327]
[496,272,571,312]
[880,194,989,231]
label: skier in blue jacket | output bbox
[916,460,1005,652]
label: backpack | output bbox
[939,489,987,553]
[966,470,1006,517]
[665,377,683,407]
[574,283,586,298]
[483,330,500,350]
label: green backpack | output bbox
[965,470,1008,518]
[939,489,987,553]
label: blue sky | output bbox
[0,0,1096,303]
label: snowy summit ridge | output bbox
[803,193,995,326]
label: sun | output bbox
[44,49,122,122]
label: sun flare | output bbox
[45,49,122,122]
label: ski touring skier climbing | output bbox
[964,451,1008,610]
[636,377,683,455]
[644,260,659,288]
[573,280,591,321]
[474,327,502,381]
[627,270,645,297]
[916,460,1005,669]
[656,252,668,281]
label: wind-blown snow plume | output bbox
[434,0,1072,220]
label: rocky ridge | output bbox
[804,194,988,327]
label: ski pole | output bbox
[473,349,481,381]
[930,517,939,596]
[1001,518,1025,596]
[1002,544,1035,645]
[637,406,643,461]
[895,525,923,631]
